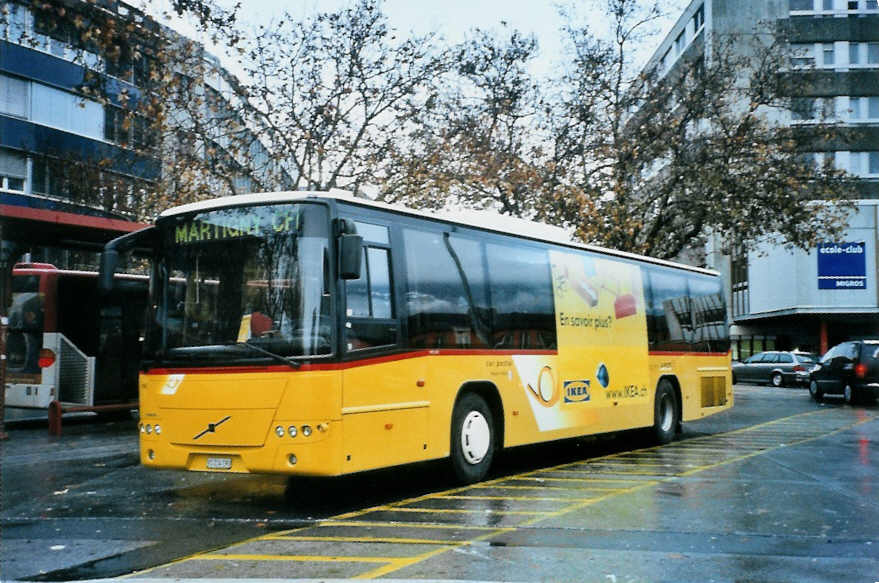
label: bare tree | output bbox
[206,0,449,194]
[549,0,855,259]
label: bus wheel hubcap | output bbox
[461,411,490,465]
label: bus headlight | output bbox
[145,424,152,434]
[154,425,161,435]
[288,426,297,437]
[301,425,312,437]
[275,425,285,438]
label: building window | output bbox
[31,83,104,141]
[791,97,835,121]
[852,96,879,119]
[675,29,687,55]
[0,73,28,118]
[823,0,834,9]
[850,42,861,65]
[790,0,814,10]
[869,43,879,64]
[0,149,27,192]
[790,97,816,120]
[849,151,879,175]
[823,43,835,66]
[1,3,28,43]
[693,4,705,31]
[850,96,862,118]
[731,245,749,318]
[790,44,815,67]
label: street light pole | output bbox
[0,227,16,441]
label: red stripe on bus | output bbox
[648,351,730,357]
[143,348,558,375]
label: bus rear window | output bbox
[8,275,44,375]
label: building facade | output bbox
[645,0,879,358]
[0,0,292,269]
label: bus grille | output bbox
[700,376,727,407]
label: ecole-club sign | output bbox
[817,242,867,290]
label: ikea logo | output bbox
[564,380,591,403]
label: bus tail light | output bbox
[38,349,56,368]
[855,363,867,378]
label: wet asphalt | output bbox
[1,385,877,582]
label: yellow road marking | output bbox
[371,506,551,516]
[264,535,466,545]
[136,408,874,580]
[471,484,622,491]
[317,520,512,531]
[508,475,645,484]
[353,527,506,579]
[357,409,874,578]
[437,494,597,503]
[197,553,393,564]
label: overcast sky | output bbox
[148,0,689,77]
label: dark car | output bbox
[809,340,879,404]
[732,351,818,387]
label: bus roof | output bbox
[158,191,718,276]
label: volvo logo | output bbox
[193,416,231,440]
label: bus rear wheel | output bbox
[652,380,679,445]
[450,393,495,484]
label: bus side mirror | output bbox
[339,234,363,280]
[98,250,119,294]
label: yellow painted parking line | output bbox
[135,408,874,581]
[353,527,507,580]
[370,506,552,516]
[197,553,393,564]
[535,467,679,476]
[437,494,598,503]
[361,409,874,579]
[317,520,512,532]
[474,484,623,492]
[262,535,465,545]
[510,475,644,484]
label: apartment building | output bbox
[644,0,879,357]
[0,0,292,268]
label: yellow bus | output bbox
[101,192,732,483]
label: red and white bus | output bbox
[5,263,147,409]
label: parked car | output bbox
[732,351,818,387]
[809,340,879,404]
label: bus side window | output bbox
[403,229,490,349]
[688,275,729,353]
[486,242,556,350]
[345,244,396,351]
[646,267,691,351]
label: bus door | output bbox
[339,221,428,472]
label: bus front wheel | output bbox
[450,393,495,484]
[652,380,679,445]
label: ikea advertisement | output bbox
[817,242,867,290]
[514,251,650,432]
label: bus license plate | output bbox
[206,457,232,470]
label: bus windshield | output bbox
[148,203,332,362]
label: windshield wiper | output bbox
[235,342,301,368]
